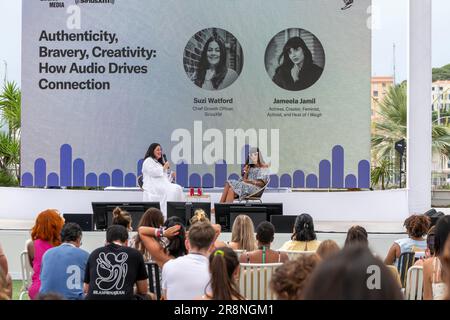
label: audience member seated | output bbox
[162,222,216,300]
[344,225,369,248]
[0,267,9,300]
[279,213,321,251]
[134,208,182,267]
[384,215,430,267]
[240,222,289,264]
[28,209,65,300]
[39,223,89,300]
[0,242,12,299]
[270,253,320,300]
[163,217,188,259]
[442,237,450,300]
[189,209,227,249]
[227,214,256,252]
[415,226,436,267]
[84,225,149,300]
[111,207,132,231]
[316,239,340,260]
[303,245,403,300]
[198,247,244,301]
[423,215,450,300]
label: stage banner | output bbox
[21,0,371,189]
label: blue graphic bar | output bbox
[137,159,144,177]
[60,144,72,187]
[176,161,188,187]
[22,173,33,187]
[319,160,331,188]
[112,169,124,187]
[202,173,214,188]
[125,173,137,187]
[280,174,292,188]
[22,143,370,189]
[86,173,98,187]
[47,173,59,187]
[189,173,201,188]
[73,159,85,187]
[332,145,344,188]
[215,160,227,187]
[306,174,318,188]
[345,174,357,188]
[268,174,279,188]
[34,158,46,187]
[98,173,111,187]
[358,160,371,188]
[293,170,305,188]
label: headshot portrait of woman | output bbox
[218,147,269,203]
[265,28,325,91]
[184,28,243,91]
[141,143,185,216]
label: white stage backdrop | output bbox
[21,0,371,188]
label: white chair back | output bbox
[278,250,315,261]
[19,250,33,300]
[405,266,424,300]
[238,263,282,300]
[233,249,245,259]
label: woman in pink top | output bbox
[28,209,64,300]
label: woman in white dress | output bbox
[142,143,185,216]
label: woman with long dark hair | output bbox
[272,36,323,91]
[218,147,269,203]
[136,209,186,267]
[142,143,184,216]
[423,215,450,300]
[279,213,321,251]
[193,34,238,90]
[199,247,244,300]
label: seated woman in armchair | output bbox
[219,147,269,203]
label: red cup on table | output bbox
[189,187,194,196]
[197,188,202,196]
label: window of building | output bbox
[373,90,379,97]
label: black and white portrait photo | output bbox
[183,28,243,91]
[265,28,325,91]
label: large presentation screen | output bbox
[21,0,371,189]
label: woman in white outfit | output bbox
[142,143,185,216]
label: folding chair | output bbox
[405,266,424,300]
[145,262,161,300]
[238,177,270,204]
[238,263,282,300]
[19,250,33,300]
[397,252,416,288]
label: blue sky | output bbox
[0,0,449,84]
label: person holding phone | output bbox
[142,143,185,216]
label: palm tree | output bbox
[0,81,21,186]
[372,82,450,189]
[371,158,393,190]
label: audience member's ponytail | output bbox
[112,207,132,230]
[208,247,243,300]
[190,209,209,226]
[293,213,317,242]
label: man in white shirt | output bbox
[162,221,216,300]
